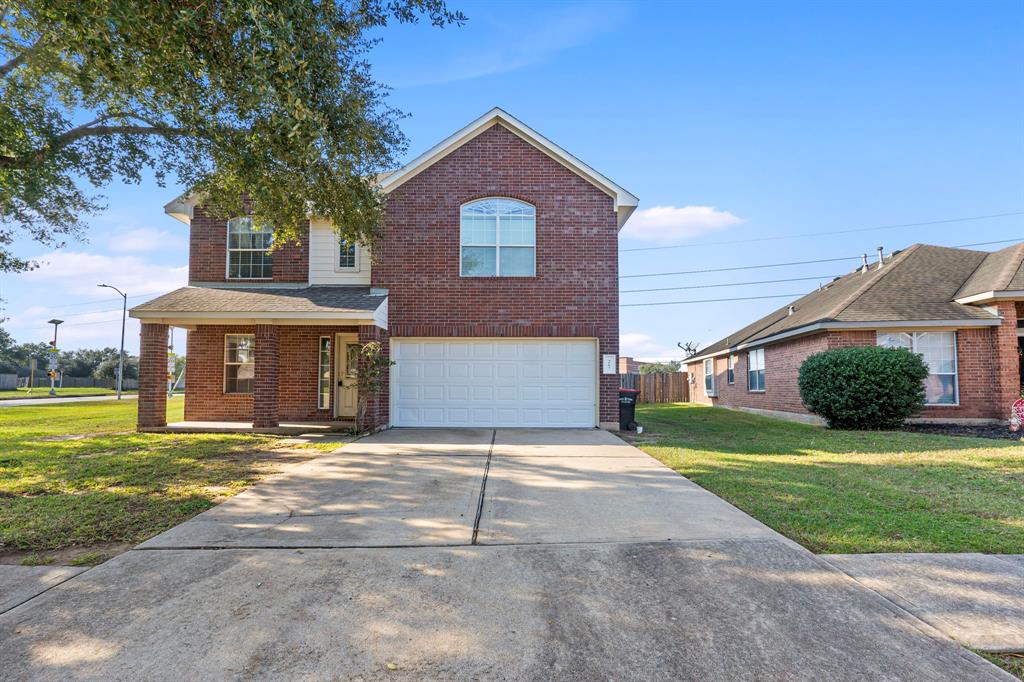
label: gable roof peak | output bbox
[378,107,639,229]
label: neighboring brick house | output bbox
[129,108,638,430]
[619,356,641,374]
[685,243,1024,424]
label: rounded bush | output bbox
[798,346,928,430]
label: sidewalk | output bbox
[0,394,139,407]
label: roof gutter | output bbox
[685,317,1002,364]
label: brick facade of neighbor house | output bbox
[188,204,309,284]
[373,123,620,425]
[184,324,360,423]
[687,327,1011,421]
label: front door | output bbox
[335,335,359,418]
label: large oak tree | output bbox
[0,0,464,272]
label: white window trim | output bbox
[704,358,716,396]
[877,331,960,406]
[335,239,361,273]
[727,355,736,385]
[226,217,273,280]
[459,197,537,278]
[747,348,765,393]
[223,334,255,394]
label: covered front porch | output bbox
[129,286,389,432]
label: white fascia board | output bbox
[955,290,1024,305]
[372,297,388,330]
[163,194,199,226]
[129,310,375,323]
[378,107,639,229]
[685,318,1003,364]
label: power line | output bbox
[38,290,167,312]
[621,274,838,294]
[620,211,1024,253]
[621,293,807,307]
[620,255,861,279]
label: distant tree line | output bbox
[638,360,682,375]
[0,326,139,379]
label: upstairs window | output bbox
[747,348,765,392]
[338,239,357,270]
[460,198,536,277]
[877,331,958,405]
[227,217,273,279]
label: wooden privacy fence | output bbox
[619,372,689,403]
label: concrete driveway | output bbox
[0,429,1011,680]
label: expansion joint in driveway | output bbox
[471,429,496,545]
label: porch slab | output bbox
[147,421,354,435]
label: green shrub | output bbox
[798,346,928,429]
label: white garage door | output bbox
[391,339,597,428]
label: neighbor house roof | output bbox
[130,286,386,321]
[687,243,1005,363]
[955,243,1024,300]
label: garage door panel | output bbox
[393,339,597,428]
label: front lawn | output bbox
[0,387,138,400]
[0,397,333,564]
[633,404,1024,554]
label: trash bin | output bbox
[618,388,640,431]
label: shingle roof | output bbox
[956,243,1024,298]
[131,286,385,315]
[693,244,1003,359]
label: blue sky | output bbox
[2,0,1022,358]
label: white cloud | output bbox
[621,205,744,243]
[620,332,682,362]
[21,251,188,296]
[107,227,182,253]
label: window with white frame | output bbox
[318,336,331,410]
[338,239,357,270]
[727,355,736,384]
[227,217,273,279]
[877,331,958,405]
[704,358,716,396]
[747,348,765,392]
[224,334,255,394]
[460,198,536,277]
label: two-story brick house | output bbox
[130,108,638,431]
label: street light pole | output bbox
[46,319,63,396]
[98,284,127,400]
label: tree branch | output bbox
[0,35,48,78]
[0,122,187,170]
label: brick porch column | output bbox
[994,301,1020,415]
[253,324,280,428]
[138,323,168,429]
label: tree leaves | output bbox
[0,0,466,271]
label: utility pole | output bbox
[46,319,62,396]
[97,284,127,399]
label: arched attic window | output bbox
[459,198,536,277]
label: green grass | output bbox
[0,387,138,400]
[633,403,1024,554]
[976,651,1024,680]
[0,397,326,559]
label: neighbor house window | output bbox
[727,355,736,384]
[224,334,255,394]
[338,239,357,270]
[877,331,958,405]
[318,336,331,410]
[704,358,716,396]
[747,348,765,392]
[227,217,273,279]
[460,198,536,277]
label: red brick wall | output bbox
[184,324,359,422]
[188,205,309,284]
[358,325,390,430]
[373,123,620,424]
[138,323,168,428]
[687,327,1012,420]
